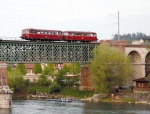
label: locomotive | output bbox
[20,28,98,42]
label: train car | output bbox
[21,28,64,41]
[63,31,97,42]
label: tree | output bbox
[33,63,42,74]
[42,64,54,76]
[16,63,27,75]
[88,43,133,94]
[48,82,61,94]
[7,70,25,93]
[69,63,81,75]
[37,74,51,86]
[54,68,67,87]
[7,65,13,72]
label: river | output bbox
[1,100,150,114]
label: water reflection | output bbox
[0,109,12,114]
[83,102,150,114]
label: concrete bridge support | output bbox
[0,62,13,108]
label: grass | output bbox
[121,97,135,103]
[60,87,94,98]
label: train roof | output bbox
[63,31,97,34]
[21,29,97,34]
[22,28,62,32]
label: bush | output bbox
[28,86,49,95]
[48,82,61,94]
[60,87,94,98]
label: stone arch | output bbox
[145,52,150,75]
[128,51,142,79]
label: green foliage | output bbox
[54,64,80,88]
[61,64,70,73]
[28,86,49,95]
[88,43,133,94]
[16,63,27,75]
[100,97,112,102]
[63,77,79,87]
[7,70,26,93]
[69,63,81,74]
[42,64,54,76]
[33,63,42,74]
[37,74,51,86]
[121,97,135,103]
[48,82,61,94]
[60,87,94,98]
[113,32,148,41]
[7,65,13,72]
[25,79,30,87]
[54,73,65,87]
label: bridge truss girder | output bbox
[0,41,97,63]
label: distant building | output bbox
[23,64,40,82]
[132,39,144,45]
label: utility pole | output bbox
[109,11,120,41]
[118,11,120,41]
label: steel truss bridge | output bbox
[0,40,98,63]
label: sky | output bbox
[0,0,150,41]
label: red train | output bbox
[21,28,98,42]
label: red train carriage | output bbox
[21,28,63,41]
[63,31,97,42]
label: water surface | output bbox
[1,100,150,114]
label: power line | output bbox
[118,11,120,41]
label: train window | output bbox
[63,32,68,35]
[29,30,33,33]
[45,32,47,34]
[52,32,55,35]
[41,31,44,34]
[76,33,81,36]
[88,34,93,36]
[59,32,63,35]
[33,30,37,33]
[94,34,97,37]
[26,30,29,33]
[37,31,40,34]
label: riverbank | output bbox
[81,92,150,105]
[13,92,150,105]
[12,88,150,105]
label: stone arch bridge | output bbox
[80,40,150,90]
[125,45,150,79]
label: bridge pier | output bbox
[79,65,94,91]
[0,62,13,108]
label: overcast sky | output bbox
[0,0,150,41]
